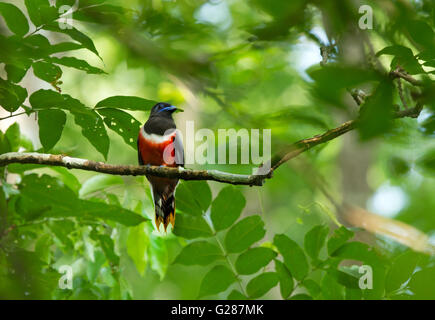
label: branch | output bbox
[390,69,424,87]
[267,104,423,172]
[0,111,28,121]
[0,152,266,186]
[0,105,423,186]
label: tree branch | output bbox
[390,69,424,87]
[266,104,423,172]
[0,105,423,186]
[0,152,266,186]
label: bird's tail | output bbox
[154,192,176,232]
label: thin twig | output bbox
[0,111,33,121]
[390,69,424,87]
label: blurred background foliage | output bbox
[1,0,435,299]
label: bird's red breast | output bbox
[137,127,177,167]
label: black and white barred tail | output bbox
[153,189,176,232]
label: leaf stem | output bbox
[213,233,248,297]
[205,216,248,297]
[0,110,34,121]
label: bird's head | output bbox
[150,102,177,117]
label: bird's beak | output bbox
[158,105,178,113]
[168,105,184,113]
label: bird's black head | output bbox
[150,102,177,117]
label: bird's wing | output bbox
[174,130,184,167]
[137,138,144,165]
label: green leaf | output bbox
[0,3,29,37]
[29,89,88,111]
[224,215,266,253]
[327,226,354,255]
[25,0,58,27]
[98,234,119,265]
[97,108,141,149]
[149,235,168,280]
[127,223,149,276]
[307,65,381,108]
[47,220,74,250]
[327,267,360,289]
[48,167,81,194]
[49,42,84,54]
[198,265,236,298]
[78,200,147,226]
[302,279,321,299]
[17,174,147,226]
[95,96,157,112]
[72,108,110,160]
[173,214,213,239]
[409,267,435,299]
[87,250,106,282]
[69,3,126,24]
[38,109,66,151]
[29,89,64,110]
[235,247,276,275]
[275,259,294,299]
[420,114,435,136]
[5,64,29,83]
[321,272,345,299]
[273,234,309,281]
[29,90,110,158]
[246,272,279,299]
[331,241,377,262]
[5,122,20,152]
[0,130,11,155]
[304,225,329,261]
[43,23,100,58]
[0,78,27,112]
[175,241,223,266]
[50,56,106,74]
[407,20,435,53]
[331,241,386,300]
[210,185,246,231]
[35,233,52,264]
[176,181,212,216]
[345,287,363,300]
[227,290,247,300]
[386,250,421,293]
[15,173,78,221]
[32,61,62,83]
[79,174,124,198]
[24,34,51,57]
[376,45,424,74]
[358,80,394,140]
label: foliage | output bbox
[1,0,435,300]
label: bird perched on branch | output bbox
[137,102,184,232]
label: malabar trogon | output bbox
[137,102,184,231]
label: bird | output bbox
[137,102,184,232]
